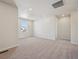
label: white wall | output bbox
[18,19,33,38]
[57,16,71,41]
[71,11,78,44]
[34,16,57,40]
[0,2,18,51]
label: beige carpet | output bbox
[0,37,78,59]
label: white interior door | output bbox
[57,16,71,41]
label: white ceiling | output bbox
[15,0,77,20]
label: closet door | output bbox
[57,16,71,41]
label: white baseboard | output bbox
[34,36,56,40]
[0,44,19,52]
[71,41,78,45]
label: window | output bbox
[20,19,28,32]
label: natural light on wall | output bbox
[20,13,28,19]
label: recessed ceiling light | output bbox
[62,15,65,17]
[29,8,32,11]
